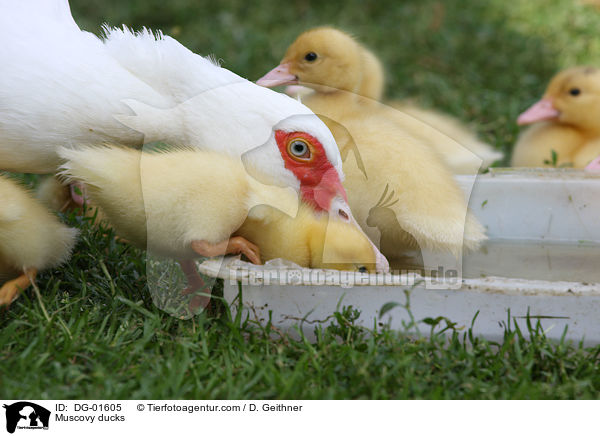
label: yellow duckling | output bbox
[512,66,600,168]
[236,204,376,272]
[258,26,502,173]
[258,29,487,258]
[0,175,78,306]
[332,113,486,259]
[60,146,384,304]
[259,27,384,99]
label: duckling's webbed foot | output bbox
[191,237,261,265]
[182,237,261,312]
[179,259,211,312]
[0,268,36,307]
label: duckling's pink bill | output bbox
[517,98,560,125]
[327,196,390,273]
[585,156,600,171]
[256,63,297,87]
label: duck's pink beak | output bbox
[517,98,560,125]
[256,63,298,87]
[585,156,600,171]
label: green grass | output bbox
[3,0,600,399]
[0,215,600,399]
[2,214,600,399]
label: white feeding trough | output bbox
[198,169,600,344]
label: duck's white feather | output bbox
[104,26,243,103]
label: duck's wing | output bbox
[103,27,331,160]
[104,27,245,103]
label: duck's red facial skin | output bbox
[275,130,347,212]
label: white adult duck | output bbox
[0,1,350,217]
[0,0,389,284]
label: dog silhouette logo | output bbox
[3,402,50,433]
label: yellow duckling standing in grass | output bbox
[512,66,600,168]
[258,26,502,173]
[0,175,78,306]
[60,146,385,307]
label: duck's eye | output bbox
[358,266,368,273]
[569,88,581,96]
[287,139,311,160]
[304,52,318,62]
[338,209,349,220]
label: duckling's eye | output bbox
[569,88,581,96]
[304,52,318,62]
[357,266,368,273]
[287,139,311,160]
